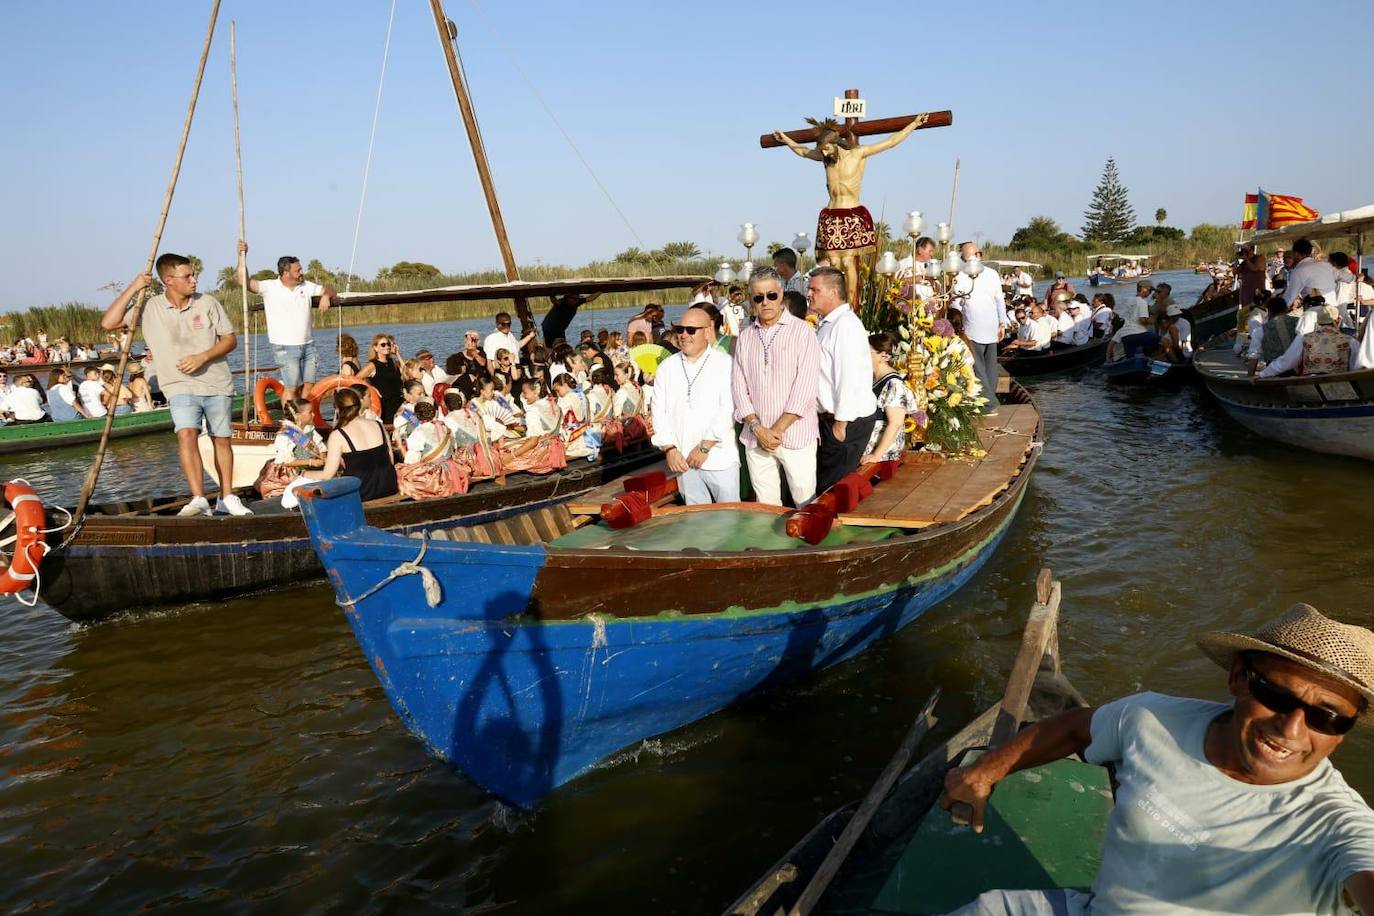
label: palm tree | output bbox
[1155,208,1167,226]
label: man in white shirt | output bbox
[237,242,335,401]
[950,242,1006,412]
[1003,304,1053,352]
[1047,298,1076,348]
[1065,299,1093,346]
[1090,294,1115,339]
[483,311,534,364]
[78,366,108,418]
[1286,238,1338,322]
[772,247,808,297]
[1330,252,1358,329]
[941,605,1374,916]
[414,349,451,397]
[650,306,738,504]
[808,266,879,494]
[1011,266,1035,302]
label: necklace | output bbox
[681,350,712,405]
[757,319,784,367]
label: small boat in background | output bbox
[0,393,249,455]
[999,334,1112,377]
[1103,354,1194,385]
[297,391,1043,806]
[1085,253,1152,286]
[727,569,1103,916]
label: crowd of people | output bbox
[0,356,161,425]
[1227,238,1374,377]
[0,331,125,368]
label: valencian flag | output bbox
[1242,189,1319,230]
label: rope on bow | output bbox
[341,531,443,609]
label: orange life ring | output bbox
[253,376,286,425]
[0,480,49,595]
[308,374,383,428]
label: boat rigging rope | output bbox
[341,531,442,609]
[464,0,651,255]
[340,0,399,367]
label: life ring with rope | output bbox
[308,375,383,428]
[253,376,286,425]
[0,480,50,595]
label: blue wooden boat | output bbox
[297,395,1042,806]
[1102,354,1195,385]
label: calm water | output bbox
[3,270,1372,913]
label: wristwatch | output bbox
[697,444,710,456]
[747,419,761,433]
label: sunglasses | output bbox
[1245,665,1358,736]
[376,343,391,349]
[672,325,705,336]
[752,291,781,304]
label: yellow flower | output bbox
[946,371,959,387]
[948,391,962,407]
[960,363,975,379]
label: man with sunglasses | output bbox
[483,311,534,365]
[732,267,820,506]
[939,605,1374,915]
[650,306,738,504]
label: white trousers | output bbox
[680,466,740,505]
[945,889,1089,916]
[744,442,816,506]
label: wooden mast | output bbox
[427,0,534,338]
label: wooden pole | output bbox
[789,690,940,916]
[71,0,222,529]
[427,0,534,338]
[231,20,251,425]
[758,110,953,148]
[947,158,961,242]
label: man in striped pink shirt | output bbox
[732,267,821,506]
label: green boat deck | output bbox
[830,757,1111,915]
[550,507,901,551]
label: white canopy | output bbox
[985,259,1042,269]
[1250,203,1374,245]
[1085,253,1153,262]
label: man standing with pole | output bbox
[102,255,248,516]
[236,242,334,401]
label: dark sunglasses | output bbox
[751,291,781,304]
[672,325,705,336]
[1245,665,1358,736]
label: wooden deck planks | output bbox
[566,459,670,515]
[841,404,1039,528]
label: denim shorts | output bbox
[272,340,319,390]
[169,393,233,437]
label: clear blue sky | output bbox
[1,0,1369,311]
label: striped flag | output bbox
[1241,193,1259,230]
[1256,188,1319,229]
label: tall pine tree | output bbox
[1082,158,1136,242]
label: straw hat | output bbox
[99,363,117,373]
[1197,604,1374,718]
[1166,303,1183,317]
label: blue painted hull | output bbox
[1103,355,1194,385]
[301,468,1032,806]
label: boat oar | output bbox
[788,688,940,916]
[69,0,222,534]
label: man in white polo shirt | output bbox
[951,241,1006,411]
[237,241,335,400]
[483,311,534,365]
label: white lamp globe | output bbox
[902,211,925,238]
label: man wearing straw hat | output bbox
[941,605,1374,914]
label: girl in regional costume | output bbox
[255,399,327,499]
[395,398,469,499]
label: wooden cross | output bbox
[758,89,952,148]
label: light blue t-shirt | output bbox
[1084,692,1374,915]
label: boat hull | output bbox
[1197,351,1374,461]
[0,394,248,455]
[38,448,657,622]
[299,441,1035,806]
[999,336,1110,377]
[1102,355,1194,385]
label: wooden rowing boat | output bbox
[295,386,1042,807]
[726,568,1100,915]
[998,334,1112,377]
[1102,353,1195,385]
[1195,345,1374,462]
[0,393,250,455]
[37,443,658,623]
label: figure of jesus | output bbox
[772,113,929,302]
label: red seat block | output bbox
[601,491,652,529]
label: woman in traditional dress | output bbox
[395,398,469,499]
[861,332,919,464]
[391,379,426,458]
[256,399,326,499]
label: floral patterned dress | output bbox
[865,372,919,460]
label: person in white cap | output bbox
[940,603,1374,915]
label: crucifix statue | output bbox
[763,92,952,303]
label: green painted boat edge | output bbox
[0,394,248,454]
